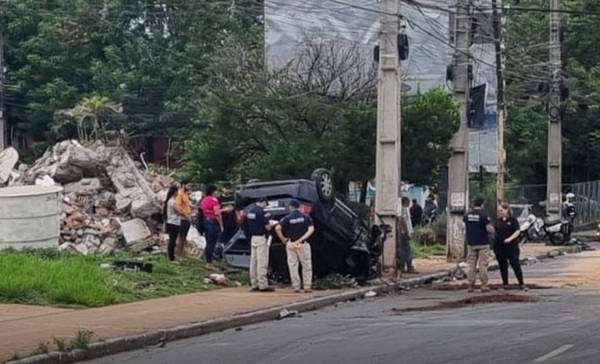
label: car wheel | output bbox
[311,168,334,202]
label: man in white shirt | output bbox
[396,196,419,276]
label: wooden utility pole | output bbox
[446,0,472,262]
[375,0,401,273]
[492,0,505,202]
[546,0,562,219]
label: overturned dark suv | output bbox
[222,168,390,282]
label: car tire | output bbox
[311,168,334,203]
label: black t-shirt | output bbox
[246,204,269,236]
[494,216,520,246]
[279,210,313,241]
[218,193,236,228]
[463,209,491,246]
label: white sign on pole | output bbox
[450,192,465,208]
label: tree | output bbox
[181,36,459,192]
[54,96,123,141]
[2,0,257,142]
[504,0,600,185]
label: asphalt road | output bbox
[83,244,600,364]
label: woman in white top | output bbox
[164,185,181,261]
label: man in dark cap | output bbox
[276,199,315,293]
[247,197,275,292]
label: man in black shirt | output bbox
[410,199,423,228]
[276,199,315,293]
[463,197,494,293]
[247,197,275,292]
[217,182,237,259]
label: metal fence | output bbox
[506,180,600,227]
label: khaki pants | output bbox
[250,236,269,289]
[467,245,490,287]
[286,242,313,290]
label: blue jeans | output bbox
[203,218,220,263]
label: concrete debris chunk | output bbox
[120,218,152,245]
[0,147,19,185]
[3,139,186,256]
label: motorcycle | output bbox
[518,214,545,243]
[543,218,568,246]
[518,214,567,245]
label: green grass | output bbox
[411,242,446,259]
[0,248,248,308]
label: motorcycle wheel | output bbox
[549,232,565,246]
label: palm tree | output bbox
[54,96,123,142]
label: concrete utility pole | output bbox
[492,0,505,202]
[446,0,472,262]
[0,3,5,151]
[375,0,401,274]
[546,0,562,219]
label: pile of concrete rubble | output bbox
[0,140,204,255]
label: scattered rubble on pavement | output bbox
[0,140,205,256]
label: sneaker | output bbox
[249,287,260,292]
[258,287,275,292]
[293,289,301,293]
[304,289,313,293]
[520,285,529,292]
[481,286,490,293]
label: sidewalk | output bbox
[0,287,335,362]
[0,242,587,363]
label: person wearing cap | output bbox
[247,197,275,292]
[276,199,315,293]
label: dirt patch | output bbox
[427,283,554,291]
[391,294,539,314]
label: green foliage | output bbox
[0,249,248,308]
[410,242,445,259]
[180,36,460,188]
[3,0,255,140]
[505,0,600,184]
[411,226,437,246]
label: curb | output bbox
[6,245,585,364]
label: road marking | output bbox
[534,344,574,362]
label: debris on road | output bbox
[364,290,378,298]
[277,308,299,320]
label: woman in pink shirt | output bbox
[201,185,224,268]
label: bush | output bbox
[412,226,437,245]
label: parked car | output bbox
[222,168,391,283]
